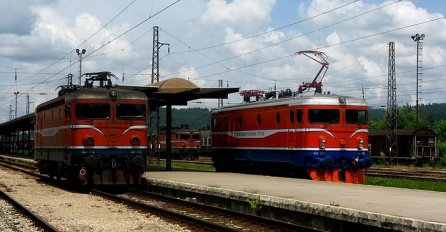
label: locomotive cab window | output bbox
[275,112,281,124]
[296,109,303,123]
[75,103,110,119]
[345,109,368,124]
[212,117,216,129]
[257,114,262,125]
[179,134,190,140]
[308,109,339,123]
[117,104,146,119]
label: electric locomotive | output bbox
[34,72,148,185]
[211,51,372,184]
[154,128,201,160]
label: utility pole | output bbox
[76,49,86,85]
[386,42,397,164]
[151,26,170,83]
[67,73,73,86]
[26,93,32,115]
[411,33,424,128]
[151,26,170,168]
[218,80,223,108]
[14,91,19,118]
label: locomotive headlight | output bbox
[84,135,95,146]
[131,135,140,146]
[320,137,326,149]
[110,90,117,98]
[358,138,364,149]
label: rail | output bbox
[93,187,322,232]
[0,186,60,232]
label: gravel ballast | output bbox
[0,168,190,232]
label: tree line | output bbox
[370,103,446,166]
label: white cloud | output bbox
[1,0,446,119]
[0,0,56,35]
[200,0,276,27]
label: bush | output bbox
[435,142,446,167]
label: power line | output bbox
[84,0,181,59]
[19,0,139,94]
[23,0,181,95]
[161,0,402,78]
[186,16,445,83]
[170,0,361,54]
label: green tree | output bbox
[369,105,431,130]
[435,120,446,142]
[369,118,387,129]
[397,105,416,129]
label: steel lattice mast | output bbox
[411,33,424,128]
[386,42,398,164]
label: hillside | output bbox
[153,103,446,131]
[156,107,212,130]
[369,103,446,122]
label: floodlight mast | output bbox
[296,50,329,94]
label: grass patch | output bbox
[365,176,446,192]
[329,201,340,207]
[148,159,215,172]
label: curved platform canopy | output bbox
[116,77,239,109]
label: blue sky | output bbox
[0,0,445,122]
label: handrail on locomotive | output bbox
[57,71,120,96]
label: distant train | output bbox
[150,128,211,160]
[211,51,372,184]
[34,72,148,185]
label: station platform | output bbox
[144,171,446,232]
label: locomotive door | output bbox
[293,109,304,151]
[288,109,297,149]
[64,103,72,163]
[108,102,118,147]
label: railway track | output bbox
[0,188,60,232]
[94,187,322,232]
[3,154,446,182]
[1,156,320,231]
[366,166,446,182]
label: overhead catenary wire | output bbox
[170,0,361,54]
[20,0,138,92]
[160,0,403,79]
[3,0,446,116]
[184,16,446,82]
[23,0,181,95]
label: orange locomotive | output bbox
[211,94,371,183]
[34,72,148,185]
[211,51,372,184]
[153,128,202,160]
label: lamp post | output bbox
[411,33,424,128]
[76,49,86,86]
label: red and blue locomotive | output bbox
[34,72,148,185]
[211,51,372,184]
